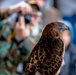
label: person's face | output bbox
[31,11,40,25]
[62,30,71,48]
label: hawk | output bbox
[25,22,69,75]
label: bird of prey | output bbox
[25,22,69,75]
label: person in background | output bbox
[59,20,76,75]
[9,3,42,75]
[14,4,43,74]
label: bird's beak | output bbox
[59,24,69,32]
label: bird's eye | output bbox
[58,28,64,32]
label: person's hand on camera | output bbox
[10,1,32,15]
[18,1,32,15]
[0,1,32,19]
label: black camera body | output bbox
[15,12,31,24]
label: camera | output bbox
[15,12,31,24]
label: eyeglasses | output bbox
[31,12,42,18]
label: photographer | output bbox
[9,4,43,75]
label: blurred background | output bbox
[0,0,76,75]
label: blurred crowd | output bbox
[0,0,76,75]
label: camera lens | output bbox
[24,14,31,24]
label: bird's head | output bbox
[42,22,69,39]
